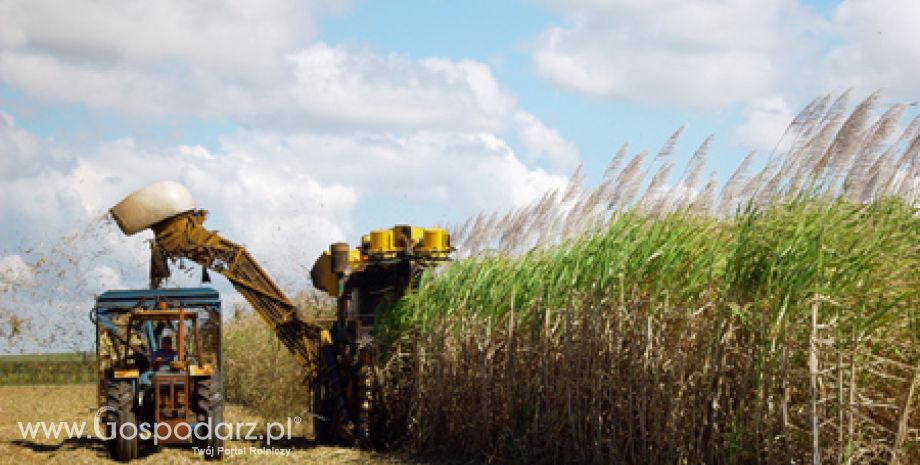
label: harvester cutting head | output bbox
[310,224,453,297]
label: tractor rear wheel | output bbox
[105,381,138,462]
[194,376,224,460]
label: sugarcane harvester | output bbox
[109,181,452,448]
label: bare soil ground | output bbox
[0,385,460,465]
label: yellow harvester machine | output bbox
[109,181,452,448]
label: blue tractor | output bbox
[93,288,223,461]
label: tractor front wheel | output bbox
[105,381,138,462]
[194,376,225,460]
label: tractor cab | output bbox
[93,288,223,461]
[127,303,213,436]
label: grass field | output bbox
[0,353,93,362]
[0,353,95,385]
[0,385,466,465]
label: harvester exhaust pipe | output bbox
[330,243,351,274]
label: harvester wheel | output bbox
[311,383,335,443]
[194,376,225,460]
[369,366,389,450]
[354,362,390,450]
[105,381,138,462]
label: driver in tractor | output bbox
[152,335,177,370]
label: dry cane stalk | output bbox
[811,300,822,465]
[782,341,792,463]
[890,354,920,465]
[848,325,859,459]
[837,324,845,463]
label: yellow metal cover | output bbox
[189,364,214,377]
[114,369,139,379]
[310,252,339,296]
[422,228,446,249]
[410,227,424,244]
[419,228,451,258]
[369,229,395,254]
[348,249,363,268]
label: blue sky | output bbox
[2,0,919,351]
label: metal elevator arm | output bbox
[150,210,323,381]
[110,183,357,443]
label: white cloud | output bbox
[513,111,580,171]
[732,97,795,152]
[0,0,338,72]
[0,125,356,291]
[0,0,350,118]
[0,1,580,215]
[217,129,568,215]
[0,3,528,134]
[530,0,920,152]
[529,0,920,106]
[820,0,920,99]
[0,2,585,174]
[0,113,565,288]
[279,44,516,131]
[531,0,813,108]
[0,112,45,179]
